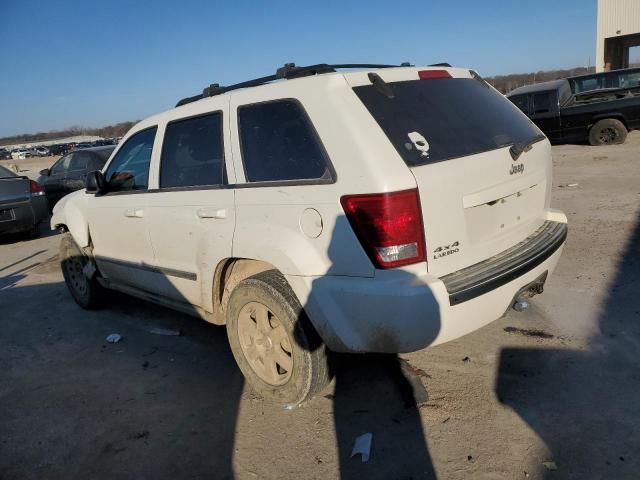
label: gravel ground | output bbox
[1,134,639,479]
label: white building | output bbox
[596,0,640,72]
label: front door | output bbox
[43,154,71,208]
[88,127,162,290]
[144,109,235,309]
[530,91,562,142]
[64,150,93,193]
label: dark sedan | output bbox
[38,146,115,210]
[0,165,48,238]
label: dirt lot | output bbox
[1,135,639,479]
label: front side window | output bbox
[510,94,530,115]
[51,155,71,175]
[104,127,156,192]
[160,113,225,188]
[532,92,553,114]
[238,100,331,183]
[69,152,91,171]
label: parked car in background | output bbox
[568,67,640,94]
[39,145,114,210]
[32,146,50,157]
[507,76,640,145]
[48,144,68,156]
[52,63,567,406]
[74,142,92,150]
[0,149,11,160]
[11,149,31,159]
[0,165,48,238]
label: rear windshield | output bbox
[354,77,542,166]
[0,165,16,177]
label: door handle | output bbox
[196,208,226,219]
[124,208,144,218]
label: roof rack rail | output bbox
[175,62,415,107]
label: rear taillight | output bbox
[341,189,426,269]
[30,180,45,196]
[418,69,452,80]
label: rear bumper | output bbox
[287,217,567,353]
[0,197,48,235]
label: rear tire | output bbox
[226,270,330,406]
[589,119,627,146]
[60,234,105,309]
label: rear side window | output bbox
[104,127,156,192]
[354,78,542,166]
[160,112,225,188]
[238,100,331,183]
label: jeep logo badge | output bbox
[510,163,524,175]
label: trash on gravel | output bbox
[351,433,372,462]
[567,183,579,187]
[149,327,181,336]
[462,356,471,362]
[542,461,558,471]
[106,333,121,344]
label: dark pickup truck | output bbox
[507,72,640,146]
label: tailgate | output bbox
[411,141,550,276]
[350,68,550,276]
[0,176,30,206]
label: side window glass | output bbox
[160,113,225,188]
[69,152,90,171]
[619,72,640,88]
[51,155,71,175]
[238,100,331,182]
[104,127,157,192]
[510,95,530,114]
[532,93,551,114]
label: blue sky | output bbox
[0,0,597,137]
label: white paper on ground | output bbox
[350,432,373,462]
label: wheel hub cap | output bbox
[237,302,293,386]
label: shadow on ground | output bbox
[496,213,640,478]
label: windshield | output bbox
[353,77,543,166]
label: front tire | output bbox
[60,234,105,309]
[589,118,627,146]
[226,270,330,406]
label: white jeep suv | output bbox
[51,63,567,405]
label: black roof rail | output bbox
[428,62,452,67]
[175,62,415,107]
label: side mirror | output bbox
[85,170,107,194]
[39,168,50,176]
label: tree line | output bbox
[0,121,137,146]
[4,63,639,145]
[485,66,597,94]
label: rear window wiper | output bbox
[510,134,546,161]
[368,72,395,99]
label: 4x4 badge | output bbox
[433,241,460,259]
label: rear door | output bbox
[349,69,551,277]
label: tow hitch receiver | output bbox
[511,271,548,312]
